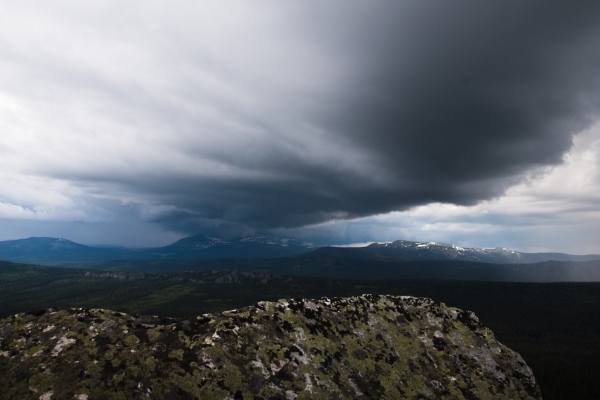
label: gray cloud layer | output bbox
[2,1,600,239]
[143,2,600,230]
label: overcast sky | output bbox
[1,1,600,253]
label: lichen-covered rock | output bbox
[0,295,541,399]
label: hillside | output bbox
[0,295,541,399]
[1,261,599,398]
[84,254,600,282]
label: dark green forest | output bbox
[1,261,599,399]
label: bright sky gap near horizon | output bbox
[1,1,600,253]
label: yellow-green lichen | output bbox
[0,296,542,399]
[168,348,184,361]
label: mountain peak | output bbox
[149,233,313,259]
[4,236,87,250]
[0,237,154,263]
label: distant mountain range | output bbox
[0,235,598,265]
[0,234,313,264]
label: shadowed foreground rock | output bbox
[0,294,541,399]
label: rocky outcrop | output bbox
[0,295,541,399]
[83,271,146,281]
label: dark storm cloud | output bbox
[319,1,600,198]
[139,1,600,233]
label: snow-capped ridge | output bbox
[365,239,599,263]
